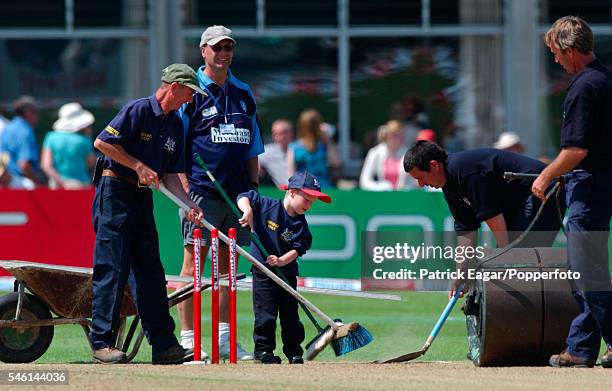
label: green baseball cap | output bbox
[161,63,205,95]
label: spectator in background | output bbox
[320,121,346,184]
[0,154,11,188]
[493,131,525,154]
[0,153,34,189]
[259,119,293,187]
[441,123,465,153]
[288,109,340,188]
[0,96,41,185]
[360,120,415,191]
[0,113,8,135]
[416,128,437,143]
[399,96,430,144]
[0,113,7,157]
[41,102,97,189]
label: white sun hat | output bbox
[493,131,521,149]
[52,102,95,133]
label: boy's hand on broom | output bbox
[238,209,253,229]
[266,255,291,267]
[237,196,253,230]
[266,250,298,267]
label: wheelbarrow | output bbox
[0,260,244,363]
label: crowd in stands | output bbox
[1,94,531,191]
[0,96,95,189]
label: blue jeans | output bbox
[90,177,177,353]
[563,170,612,359]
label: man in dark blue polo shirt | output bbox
[534,16,612,368]
[176,25,263,360]
[91,64,204,365]
[404,141,565,295]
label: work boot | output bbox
[93,347,127,364]
[180,330,209,360]
[219,337,253,360]
[549,350,595,368]
[255,352,282,364]
[289,356,304,364]
[152,345,193,365]
[602,347,612,368]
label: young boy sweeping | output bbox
[237,171,332,364]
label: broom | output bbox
[188,153,373,359]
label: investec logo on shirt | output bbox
[211,127,250,144]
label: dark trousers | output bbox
[506,187,566,247]
[252,267,305,359]
[90,177,177,354]
[563,170,612,359]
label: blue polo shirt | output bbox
[179,68,264,200]
[96,95,185,180]
[560,59,612,171]
[237,190,312,276]
[0,116,39,177]
[442,149,546,233]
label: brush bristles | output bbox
[331,325,373,356]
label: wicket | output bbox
[191,227,238,364]
[228,228,237,364]
[193,228,202,363]
[211,228,219,364]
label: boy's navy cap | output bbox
[281,171,332,203]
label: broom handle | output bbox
[194,153,326,332]
[159,184,337,329]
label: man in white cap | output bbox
[41,102,97,189]
[493,131,525,154]
[177,25,262,360]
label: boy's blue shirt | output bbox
[237,190,312,276]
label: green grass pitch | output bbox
[26,291,468,364]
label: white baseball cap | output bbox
[199,25,236,48]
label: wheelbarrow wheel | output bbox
[0,292,54,363]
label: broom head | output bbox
[304,321,373,360]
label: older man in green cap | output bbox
[90,64,204,365]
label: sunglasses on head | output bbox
[210,43,234,52]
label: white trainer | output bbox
[180,336,209,360]
[219,338,253,361]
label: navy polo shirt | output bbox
[97,96,185,180]
[179,68,264,200]
[560,59,612,171]
[237,190,312,276]
[442,149,546,233]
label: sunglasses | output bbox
[210,43,234,52]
